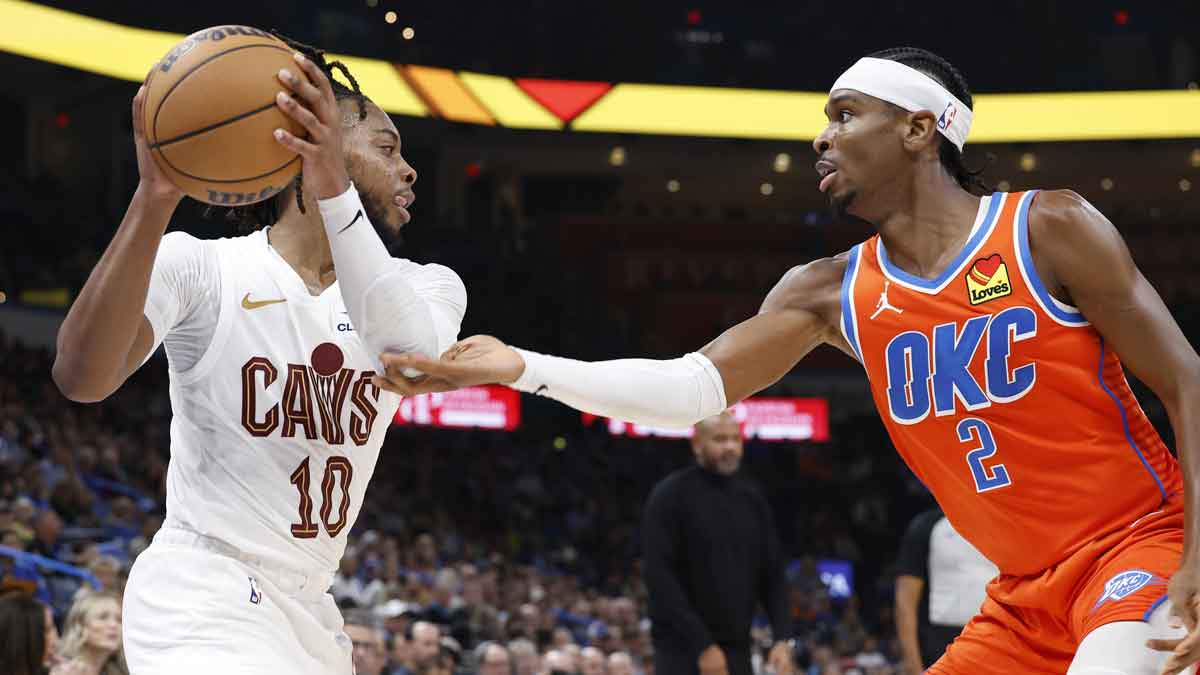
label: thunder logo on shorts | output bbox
[1091,570,1165,611]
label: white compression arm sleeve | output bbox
[509,348,728,428]
[319,184,440,367]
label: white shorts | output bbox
[123,527,351,675]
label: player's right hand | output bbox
[131,80,183,204]
[373,335,525,395]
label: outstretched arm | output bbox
[1028,190,1200,674]
[372,255,847,426]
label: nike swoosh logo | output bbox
[535,385,548,395]
[242,293,287,310]
[337,210,363,234]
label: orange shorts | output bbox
[928,503,1183,674]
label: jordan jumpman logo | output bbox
[871,281,903,319]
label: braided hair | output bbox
[209,31,371,231]
[867,47,991,195]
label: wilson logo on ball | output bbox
[206,185,284,205]
[159,26,276,72]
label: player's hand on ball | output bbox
[272,53,351,201]
[373,336,526,395]
[131,79,183,204]
[1147,566,1200,674]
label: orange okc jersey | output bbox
[840,190,1182,575]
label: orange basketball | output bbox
[143,26,305,206]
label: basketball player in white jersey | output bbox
[52,36,465,674]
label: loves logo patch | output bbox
[966,254,1012,306]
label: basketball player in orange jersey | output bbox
[374,47,1200,674]
[52,33,465,674]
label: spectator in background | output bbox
[387,630,413,675]
[579,646,605,675]
[541,649,574,675]
[641,412,793,675]
[438,635,463,674]
[86,556,120,593]
[27,509,64,559]
[51,591,127,675]
[335,550,387,608]
[101,498,138,542]
[475,640,512,675]
[552,626,575,650]
[509,638,539,675]
[345,609,390,675]
[894,508,996,674]
[126,515,162,562]
[11,497,37,547]
[95,443,128,484]
[0,591,60,675]
[607,652,634,675]
[410,620,442,674]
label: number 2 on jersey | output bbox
[957,418,1011,493]
[290,456,353,538]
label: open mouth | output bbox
[815,160,838,193]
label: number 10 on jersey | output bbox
[957,418,1012,493]
[290,456,353,538]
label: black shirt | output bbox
[641,465,789,663]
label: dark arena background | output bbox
[1,1,1198,674]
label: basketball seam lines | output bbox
[149,101,278,150]
[150,42,290,147]
[155,152,301,186]
[147,41,299,186]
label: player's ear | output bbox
[903,110,939,154]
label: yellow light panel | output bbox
[403,65,492,124]
[458,71,563,129]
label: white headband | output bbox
[829,57,973,151]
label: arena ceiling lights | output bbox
[3,0,1198,143]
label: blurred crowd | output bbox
[1,323,919,674]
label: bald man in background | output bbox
[607,652,635,675]
[641,412,794,675]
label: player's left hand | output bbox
[766,641,795,675]
[272,52,351,201]
[1147,565,1200,674]
[373,335,526,396]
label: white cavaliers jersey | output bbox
[142,228,465,574]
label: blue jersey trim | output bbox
[840,244,864,362]
[1097,337,1167,503]
[1014,190,1088,326]
[877,192,1003,291]
[1143,593,1169,622]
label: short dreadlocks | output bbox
[209,31,371,231]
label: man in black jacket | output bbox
[641,411,793,675]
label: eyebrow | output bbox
[823,92,861,118]
[373,128,400,143]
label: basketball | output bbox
[142,26,305,206]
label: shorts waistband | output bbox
[152,526,334,600]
